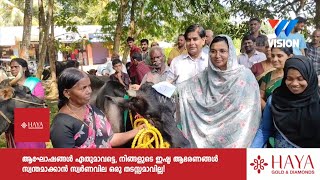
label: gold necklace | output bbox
[66,104,88,126]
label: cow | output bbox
[89,77,190,148]
[87,74,110,104]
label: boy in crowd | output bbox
[110,59,131,90]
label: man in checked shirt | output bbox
[306,29,320,77]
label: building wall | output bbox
[91,43,109,64]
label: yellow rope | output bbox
[129,110,134,129]
[131,118,170,148]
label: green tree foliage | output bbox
[5,0,319,56]
[227,0,318,28]
[0,0,24,26]
[55,0,108,26]
[99,0,244,55]
[0,0,39,26]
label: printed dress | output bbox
[50,105,114,148]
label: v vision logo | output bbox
[268,19,298,36]
[268,19,299,48]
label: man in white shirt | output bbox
[167,24,208,84]
[238,35,266,68]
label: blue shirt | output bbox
[278,31,306,55]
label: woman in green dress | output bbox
[260,47,293,110]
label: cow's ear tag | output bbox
[152,81,176,98]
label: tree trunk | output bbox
[122,0,137,64]
[20,0,33,60]
[36,0,53,79]
[129,0,137,37]
[48,0,56,82]
[316,0,320,29]
[113,0,129,54]
[46,0,58,100]
[38,0,45,55]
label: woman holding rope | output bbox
[50,68,144,148]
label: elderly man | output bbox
[144,47,170,83]
[166,24,208,84]
[202,29,214,54]
[130,46,169,90]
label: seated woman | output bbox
[251,55,320,148]
[5,58,46,148]
[251,45,275,84]
[260,47,293,110]
[272,55,320,147]
[50,68,144,148]
[175,35,261,148]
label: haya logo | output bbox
[268,19,298,36]
[250,155,268,174]
[21,121,44,129]
[250,153,315,175]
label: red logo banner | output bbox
[14,108,50,142]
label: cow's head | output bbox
[0,77,46,135]
[93,81,128,133]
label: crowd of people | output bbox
[51,17,320,149]
[2,16,320,149]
